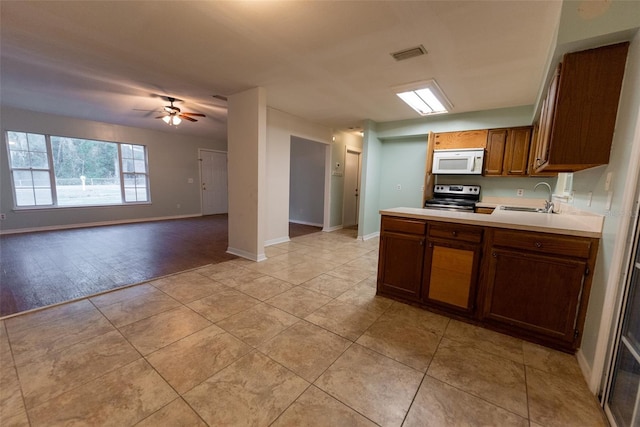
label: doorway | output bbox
[199,149,228,215]
[289,137,326,228]
[343,146,361,228]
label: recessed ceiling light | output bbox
[394,79,452,116]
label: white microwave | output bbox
[432,148,484,175]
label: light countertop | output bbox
[379,206,604,238]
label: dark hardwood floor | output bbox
[0,216,325,317]
[289,222,322,238]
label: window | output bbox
[6,131,150,208]
[7,132,53,206]
[121,144,149,202]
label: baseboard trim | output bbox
[323,225,344,232]
[227,247,267,262]
[576,348,596,393]
[360,231,380,241]
[265,236,290,246]
[0,214,202,235]
[289,219,323,227]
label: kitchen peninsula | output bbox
[376,206,603,353]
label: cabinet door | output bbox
[534,66,560,171]
[547,43,629,170]
[378,231,425,301]
[528,124,557,177]
[482,248,587,345]
[423,240,481,314]
[503,127,531,176]
[433,130,489,150]
[484,129,507,175]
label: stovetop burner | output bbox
[424,184,481,212]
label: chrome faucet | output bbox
[534,182,554,213]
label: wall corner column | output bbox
[227,87,267,261]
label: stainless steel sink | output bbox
[499,206,552,214]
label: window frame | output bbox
[5,130,152,210]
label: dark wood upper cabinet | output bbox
[503,127,532,176]
[534,42,630,173]
[484,127,532,176]
[484,129,508,175]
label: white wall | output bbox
[568,31,640,387]
[289,136,325,226]
[0,107,226,232]
[265,108,332,245]
[329,130,363,229]
[227,87,267,261]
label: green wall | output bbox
[378,137,427,210]
[359,104,554,236]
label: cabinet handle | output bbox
[419,239,424,246]
[452,231,457,237]
[535,242,542,248]
[492,252,497,258]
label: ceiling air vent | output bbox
[390,45,427,61]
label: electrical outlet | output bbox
[176,204,181,209]
[0,213,5,220]
[396,184,402,191]
[516,189,524,197]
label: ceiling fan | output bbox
[156,97,205,125]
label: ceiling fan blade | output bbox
[181,112,206,117]
[179,114,197,122]
[155,115,166,119]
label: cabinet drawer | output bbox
[492,229,592,258]
[382,217,426,235]
[429,223,483,244]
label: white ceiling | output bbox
[0,1,562,139]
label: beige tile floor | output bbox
[0,228,608,427]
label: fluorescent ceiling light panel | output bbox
[395,80,451,116]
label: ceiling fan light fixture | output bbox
[162,115,182,126]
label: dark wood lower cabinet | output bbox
[377,215,600,353]
[482,248,587,345]
[377,220,426,301]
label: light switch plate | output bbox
[605,191,613,211]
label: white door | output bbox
[199,149,228,215]
[343,148,361,227]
